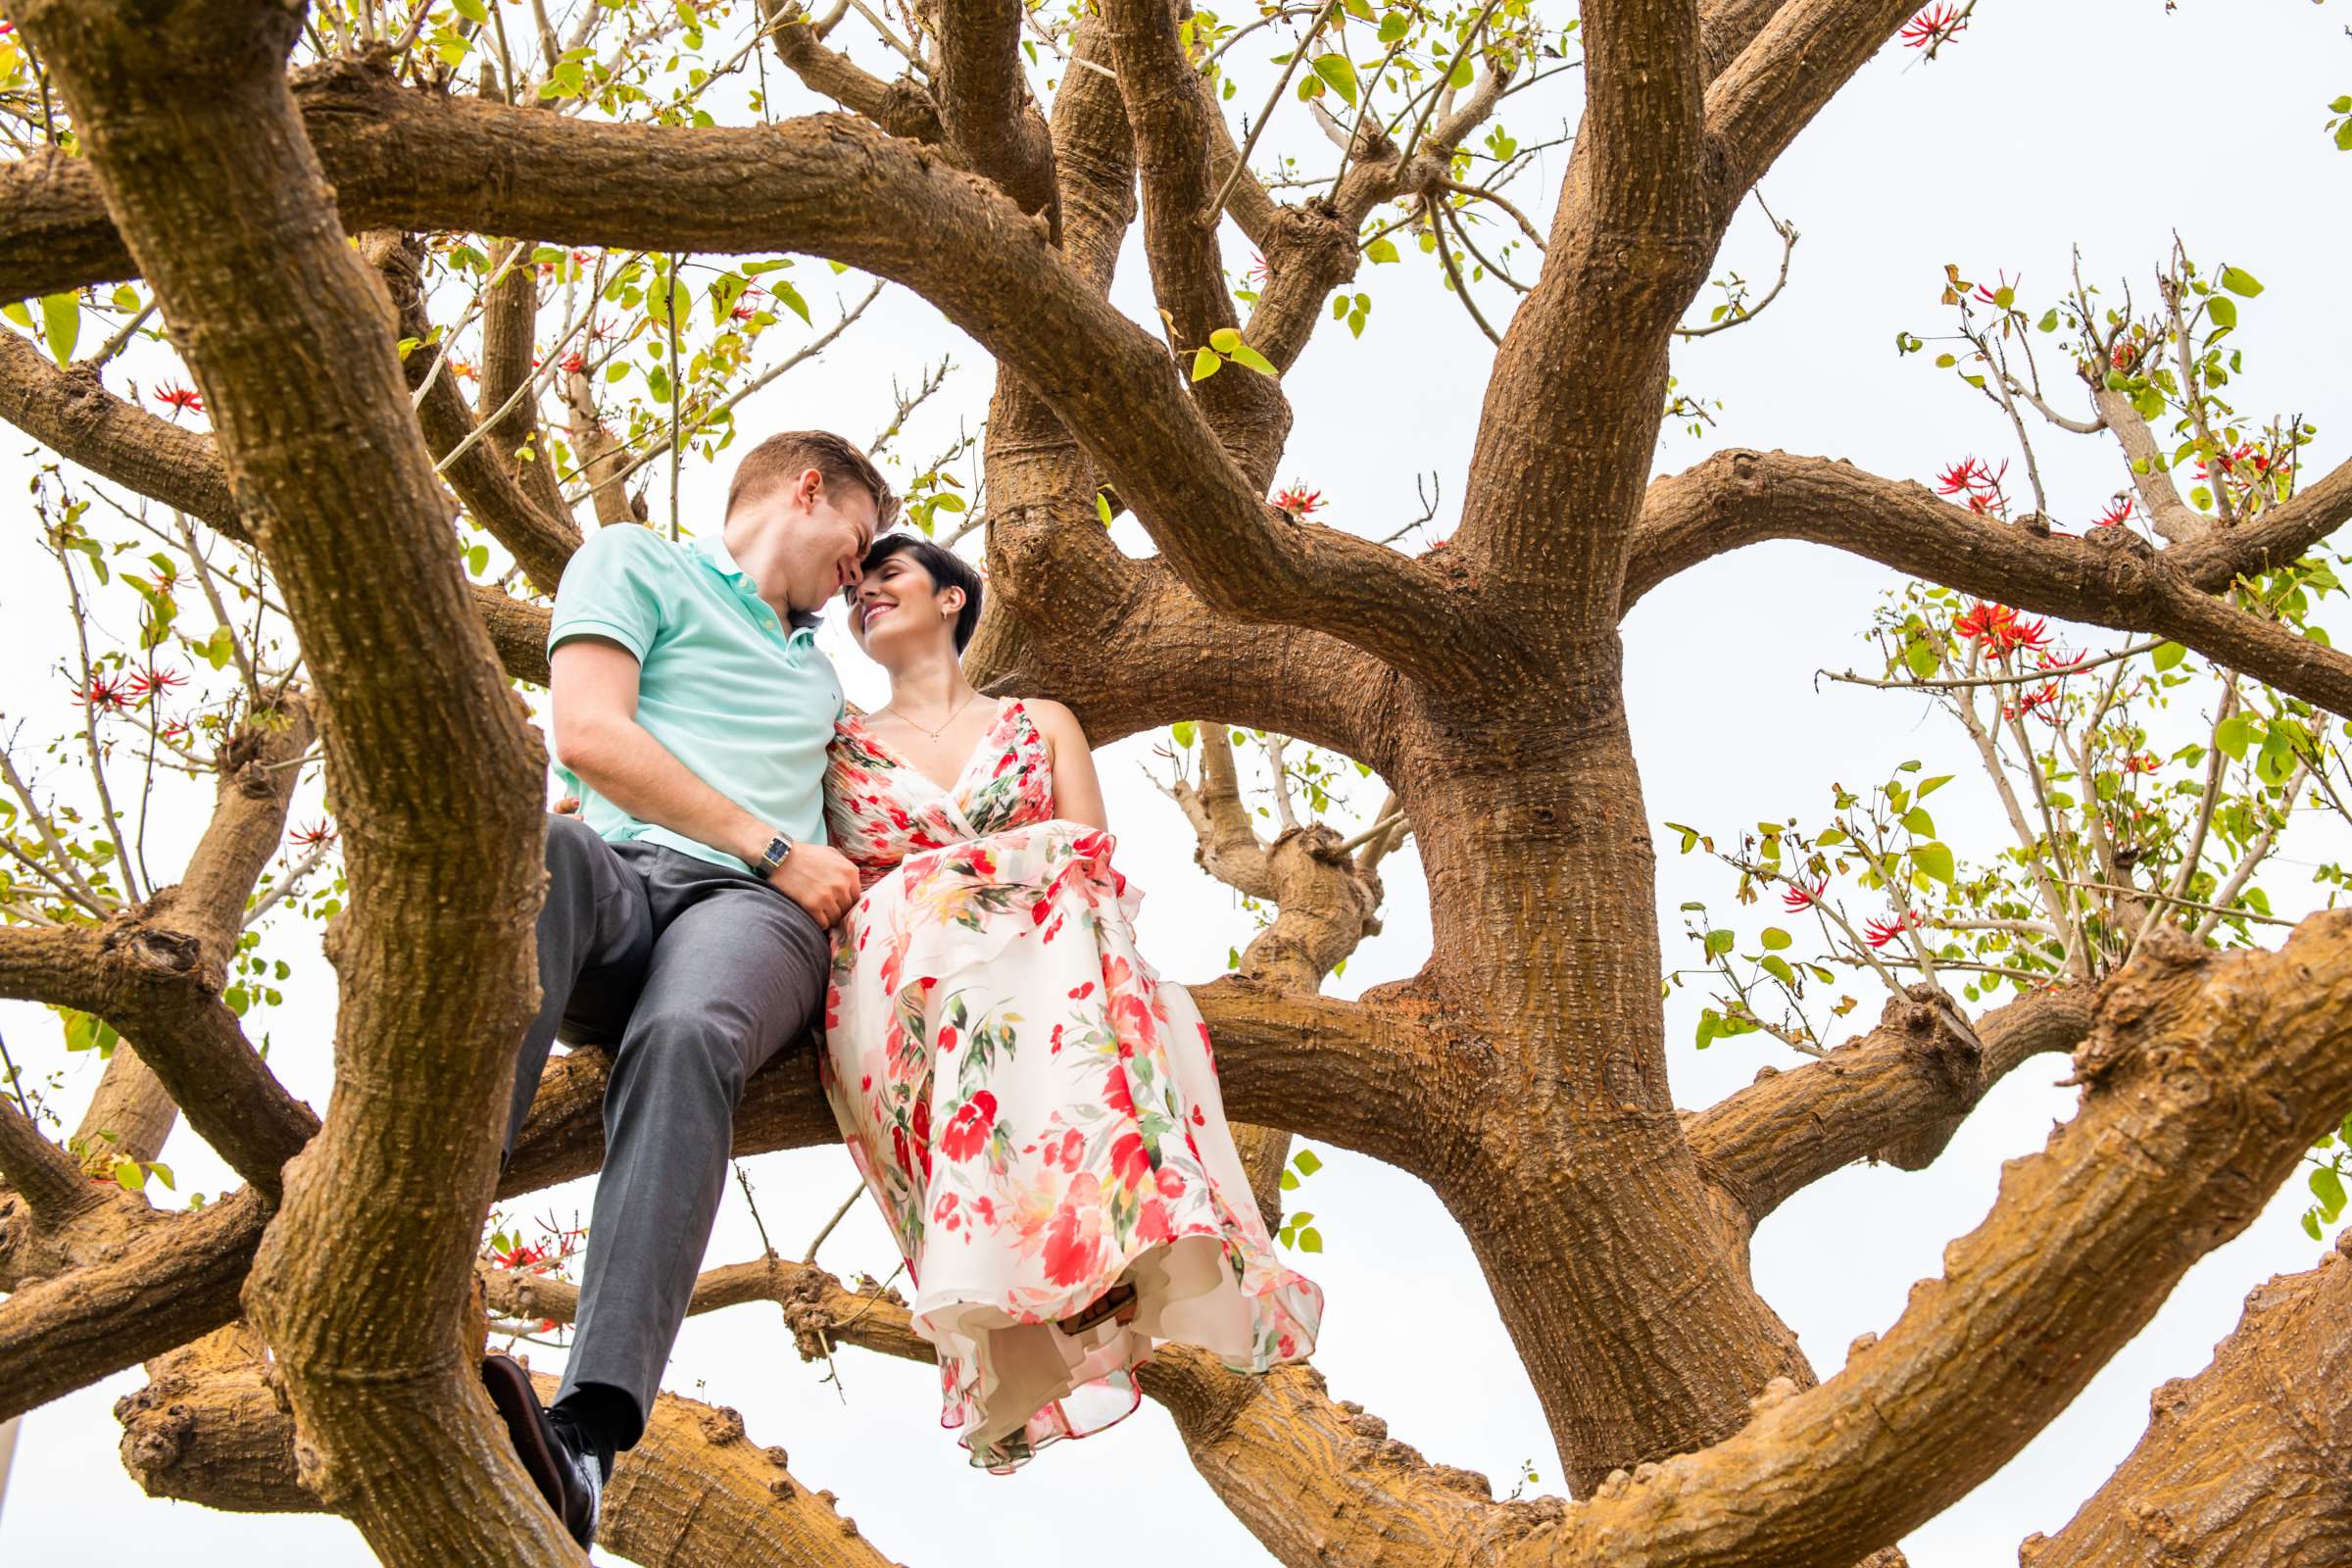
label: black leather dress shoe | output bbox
[480,1354,603,1547]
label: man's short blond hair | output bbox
[724,429,897,527]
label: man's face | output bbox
[777,469,879,612]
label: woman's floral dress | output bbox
[818,699,1323,1470]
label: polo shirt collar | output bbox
[690,532,821,634]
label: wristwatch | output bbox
[753,832,794,878]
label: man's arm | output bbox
[550,638,858,924]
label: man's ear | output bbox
[796,466,824,510]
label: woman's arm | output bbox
[1026,699,1109,830]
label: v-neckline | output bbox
[855,699,1017,801]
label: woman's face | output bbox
[847,551,958,662]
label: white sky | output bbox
[4,2,2350,1561]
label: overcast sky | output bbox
[5,2,2350,1561]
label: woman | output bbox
[818,533,1322,1471]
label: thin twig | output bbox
[1205,2,1337,224]
[802,1181,867,1264]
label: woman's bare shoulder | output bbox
[1017,697,1088,746]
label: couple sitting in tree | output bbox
[480,428,1323,1544]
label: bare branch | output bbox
[1626,450,2352,720]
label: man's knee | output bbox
[545,810,603,874]
[613,1003,753,1107]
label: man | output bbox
[479,430,882,1545]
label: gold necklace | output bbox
[879,689,980,741]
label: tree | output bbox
[0,0,2350,1563]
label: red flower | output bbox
[1782,878,1827,912]
[1242,255,1269,287]
[1971,270,2018,308]
[1863,910,1924,949]
[1272,483,1324,518]
[1899,2,1968,49]
[1068,981,1096,1001]
[1104,1064,1136,1117]
[2121,752,2162,774]
[126,667,186,699]
[1935,457,1992,496]
[2001,681,2062,722]
[2092,496,2133,528]
[939,1091,998,1163]
[290,819,338,849]
[1137,1198,1176,1245]
[73,673,132,711]
[1954,602,2050,656]
[936,1024,957,1054]
[153,383,205,418]
[561,352,587,375]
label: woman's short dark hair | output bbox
[862,532,984,653]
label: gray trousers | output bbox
[502,814,830,1442]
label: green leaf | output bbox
[2151,641,2186,672]
[451,0,487,22]
[1377,11,1406,41]
[1170,719,1198,748]
[2206,296,2237,331]
[1910,842,1955,884]
[1901,807,1936,838]
[1664,821,1700,854]
[2215,712,2255,760]
[1279,1170,1298,1191]
[1209,326,1242,354]
[1190,345,1221,381]
[1297,1227,1324,1253]
[1760,926,1791,951]
[38,292,78,364]
[1447,53,1474,88]
[1095,491,1115,526]
[2036,308,2059,332]
[772,280,811,325]
[146,1161,174,1192]
[1311,52,1358,107]
[1293,1148,1323,1176]
[1230,343,1279,376]
[1365,235,1400,265]
[2218,265,2264,298]
[2312,1164,2347,1221]
[1904,638,1940,679]
[114,1159,147,1192]
[201,624,235,671]
[1760,955,1796,987]
[1916,774,1953,800]
[1704,928,1736,960]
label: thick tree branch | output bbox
[17,6,556,1563]
[2026,1229,2352,1568]
[759,0,946,143]
[0,327,242,528]
[0,1094,101,1224]
[0,309,558,686]
[0,1186,270,1424]
[1050,14,1139,295]
[930,0,1058,221]
[1105,0,1291,486]
[1688,983,2093,1231]
[373,231,583,595]
[0,63,1483,690]
[1701,0,1920,195]
[115,1327,896,1568]
[1626,450,2352,720]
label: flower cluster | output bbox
[1899,2,1969,50]
[1272,483,1324,518]
[290,819,339,850]
[1782,877,1827,912]
[1863,909,1926,949]
[153,383,205,418]
[1935,455,2010,516]
[2092,496,2134,528]
[2001,681,2062,723]
[1954,602,2051,657]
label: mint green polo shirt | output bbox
[548,525,843,871]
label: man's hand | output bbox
[772,841,860,928]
